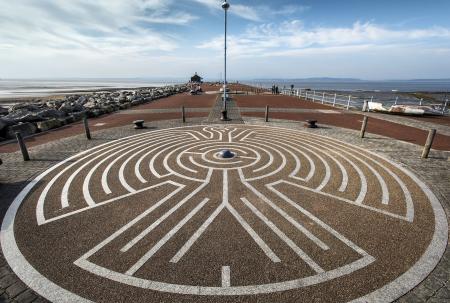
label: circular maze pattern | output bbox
[2,125,447,302]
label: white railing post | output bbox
[333,93,337,106]
[395,96,398,105]
[370,96,373,103]
[419,98,423,106]
[322,92,325,104]
[442,99,448,115]
[313,90,316,102]
[347,95,351,110]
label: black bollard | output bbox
[15,132,30,161]
[422,129,436,158]
[83,117,91,140]
[182,106,186,123]
[360,116,368,138]
[265,105,269,122]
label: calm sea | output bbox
[243,79,450,93]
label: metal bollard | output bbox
[421,129,436,158]
[442,99,448,115]
[360,116,368,138]
[15,132,30,161]
[362,100,368,112]
[265,105,269,122]
[182,106,186,123]
[83,116,91,140]
[347,95,351,110]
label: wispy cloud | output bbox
[198,20,450,57]
[0,0,198,57]
[191,0,308,22]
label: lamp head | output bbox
[222,1,230,10]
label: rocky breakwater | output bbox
[0,85,188,141]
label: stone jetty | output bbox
[0,85,188,141]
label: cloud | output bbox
[198,20,450,58]
[0,0,198,58]
[191,0,308,22]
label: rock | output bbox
[59,102,83,114]
[8,103,40,113]
[36,119,62,132]
[59,116,74,125]
[37,109,66,119]
[4,109,43,123]
[70,112,85,121]
[77,96,87,103]
[6,122,37,139]
[0,118,11,133]
[0,106,8,116]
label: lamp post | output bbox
[220,0,230,121]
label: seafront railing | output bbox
[280,88,449,115]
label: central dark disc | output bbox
[219,149,235,158]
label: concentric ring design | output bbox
[1,125,447,302]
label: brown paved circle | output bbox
[2,125,447,302]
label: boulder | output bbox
[36,119,62,132]
[59,116,74,125]
[37,109,66,119]
[8,103,40,113]
[0,118,12,133]
[0,106,8,116]
[70,112,85,121]
[6,122,37,139]
[4,109,43,123]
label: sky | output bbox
[1,0,450,80]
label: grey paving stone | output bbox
[426,298,450,303]
[433,286,450,299]
[0,268,10,280]
[0,276,17,290]
[12,290,36,303]
[5,282,27,300]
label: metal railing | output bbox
[280,88,449,115]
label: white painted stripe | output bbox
[238,170,329,250]
[222,266,231,287]
[121,170,212,252]
[170,204,225,263]
[223,170,228,204]
[267,181,372,257]
[240,197,324,273]
[125,198,210,276]
[226,204,281,263]
[274,179,394,221]
[102,136,187,193]
[81,134,175,205]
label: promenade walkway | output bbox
[0,89,448,303]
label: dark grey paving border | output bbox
[0,116,448,303]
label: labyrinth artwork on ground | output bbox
[1,125,447,302]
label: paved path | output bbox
[0,117,448,303]
[205,96,244,124]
